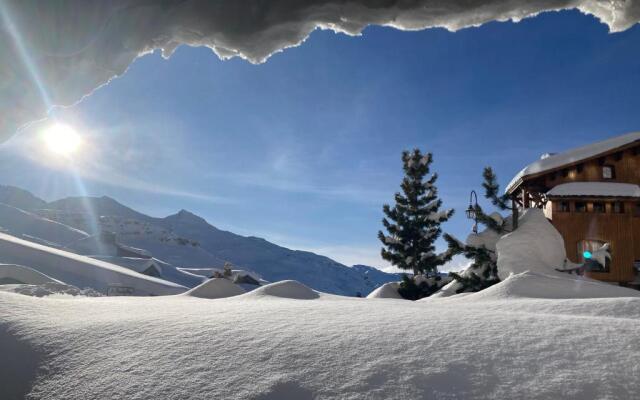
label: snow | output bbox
[0,203,89,246]
[0,282,103,298]
[184,278,246,299]
[506,131,640,193]
[0,232,186,296]
[366,282,403,299]
[547,182,640,197]
[243,280,320,300]
[2,272,640,399]
[0,264,61,285]
[496,208,567,279]
[466,271,640,300]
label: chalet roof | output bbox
[547,182,640,198]
[506,131,640,193]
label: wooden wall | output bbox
[550,199,639,283]
[542,147,640,189]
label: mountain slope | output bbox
[0,186,398,296]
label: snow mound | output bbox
[496,208,566,279]
[466,272,640,300]
[243,280,319,300]
[184,278,246,299]
[366,282,403,299]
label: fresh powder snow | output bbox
[2,271,640,399]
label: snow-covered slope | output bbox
[0,232,186,296]
[0,186,398,296]
[0,185,47,211]
[40,192,394,296]
[2,274,640,399]
[0,203,89,247]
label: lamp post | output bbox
[466,190,479,233]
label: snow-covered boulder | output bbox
[496,208,566,279]
[184,278,246,299]
[244,280,319,300]
[366,282,403,299]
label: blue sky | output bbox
[1,10,639,270]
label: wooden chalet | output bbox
[506,132,640,287]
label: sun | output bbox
[42,123,82,156]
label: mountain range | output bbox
[0,185,401,295]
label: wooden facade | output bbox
[508,135,640,286]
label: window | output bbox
[558,201,570,212]
[575,201,587,212]
[602,165,615,179]
[576,164,584,174]
[613,202,625,214]
[634,260,640,272]
[635,202,640,217]
[562,169,569,178]
[577,240,610,272]
[613,151,623,161]
[592,202,605,213]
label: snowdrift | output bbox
[243,280,320,300]
[184,278,246,299]
[366,282,403,299]
[2,284,640,399]
[496,208,567,279]
[466,271,640,300]
[0,232,186,296]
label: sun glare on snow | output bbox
[42,123,82,156]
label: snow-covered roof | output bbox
[547,182,640,198]
[507,131,640,193]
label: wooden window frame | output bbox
[592,202,605,213]
[602,164,616,180]
[612,201,625,214]
[556,201,570,213]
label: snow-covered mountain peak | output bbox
[164,209,210,227]
[0,185,47,211]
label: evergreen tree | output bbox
[443,167,512,294]
[378,149,454,277]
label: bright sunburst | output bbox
[42,123,82,156]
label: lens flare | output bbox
[42,124,82,156]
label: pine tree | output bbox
[378,149,454,277]
[443,167,512,294]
